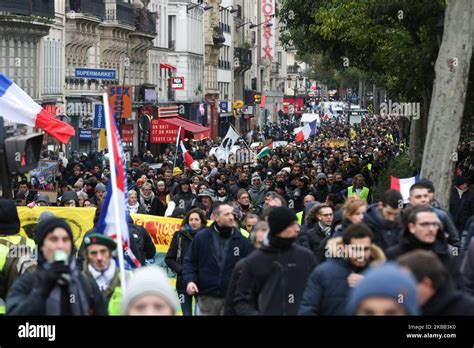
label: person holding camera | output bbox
[6,217,107,315]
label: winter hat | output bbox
[251,172,262,183]
[95,183,107,193]
[198,188,215,199]
[38,211,55,224]
[122,266,179,315]
[268,206,298,236]
[346,262,419,315]
[0,198,21,235]
[61,191,79,206]
[455,176,467,187]
[35,217,75,263]
[35,194,50,205]
[173,167,183,177]
[316,173,327,181]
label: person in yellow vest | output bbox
[0,243,10,314]
[296,195,316,225]
[81,233,121,315]
[346,174,372,204]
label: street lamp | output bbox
[220,5,238,13]
[187,2,213,12]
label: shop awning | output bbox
[161,117,210,140]
[160,63,177,71]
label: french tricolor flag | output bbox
[96,93,140,276]
[390,175,420,203]
[295,119,317,143]
[0,74,75,144]
[180,139,194,168]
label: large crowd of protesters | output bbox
[2,112,474,316]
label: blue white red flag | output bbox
[95,94,140,270]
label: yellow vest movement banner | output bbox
[16,207,183,254]
[17,207,96,249]
[131,213,182,253]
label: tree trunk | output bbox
[420,0,473,209]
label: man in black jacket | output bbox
[233,207,317,315]
[363,189,403,251]
[398,250,474,315]
[386,205,463,288]
[449,176,474,233]
[183,203,253,315]
[7,218,107,315]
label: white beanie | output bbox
[122,266,179,315]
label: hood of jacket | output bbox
[397,221,449,257]
[325,237,386,266]
[304,203,321,225]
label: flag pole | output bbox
[102,92,127,296]
[173,126,182,170]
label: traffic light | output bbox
[4,133,44,175]
[254,94,261,103]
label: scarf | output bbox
[140,191,155,212]
[88,261,117,292]
[127,202,140,214]
[45,258,90,315]
[268,234,296,250]
[318,221,332,237]
[214,224,233,239]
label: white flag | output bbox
[216,126,241,163]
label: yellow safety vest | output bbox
[0,235,36,249]
[367,163,372,172]
[296,211,303,225]
[240,228,250,239]
[0,244,10,315]
[348,186,370,201]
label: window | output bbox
[168,15,176,50]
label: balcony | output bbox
[116,1,134,27]
[134,9,157,34]
[67,0,105,20]
[0,0,55,18]
[234,47,252,74]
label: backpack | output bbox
[0,237,37,299]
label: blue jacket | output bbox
[183,223,253,298]
[299,237,386,315]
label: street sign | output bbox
[150,119,180,143]
[75,68,116,80]
[108,85,132,118]
[79,129,92,141]
[122,124,134,142]
[93,104,105,129]
[171,77,184,90]
[219,101,229,113]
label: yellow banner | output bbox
[324,138,348,148]
[17,207,96,249]
[17,208,188,254]
[131,214,182,253]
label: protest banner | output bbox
[17,207,95,249]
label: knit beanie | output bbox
[122,266,179,315]
[251,172,262,183]
[35,217,74,248]
[95,183,107,193]
[316,173,327,181]
[0,198,20,235]
[268,206,297,236]
[346,262,419,315]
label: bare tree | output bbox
[421,0,473,208]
